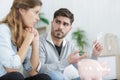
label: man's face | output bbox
[51,16,72,39]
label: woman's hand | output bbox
[23,28,34,43]
[17,28,35,63]
[24,27,39,45]
[25,27,40,76]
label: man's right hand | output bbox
[67,50,87,64]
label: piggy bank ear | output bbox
[77,61,84,74]
[100,61,110,76]
[77,61,82,73]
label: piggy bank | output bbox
[77,59,110,80]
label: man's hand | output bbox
[92,40,103,57]
[67,50,87,64]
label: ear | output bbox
[19,8,26,15]
[51,21,54,26]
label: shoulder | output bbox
[0,23,11,33]
[64,38,76,50]
[65,38,75,46]
[39,33,48,42]
[0,23,12,45]
[39,33,48,49]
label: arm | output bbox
[18,35,34,63]
[28,28,40,76]
[0,25,34,73]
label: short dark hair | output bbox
[53,8,74,24]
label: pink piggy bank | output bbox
[77,59,110,80]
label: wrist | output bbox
[91,55,98,60]
[32,39,39,45]
[29,70,38,76]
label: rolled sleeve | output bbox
[23,58,32,72]
[37,62,41,72]
[2,55,21,69]
[0,24,21,69]
[23,60,41,72]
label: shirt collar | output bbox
[46,32,66,47]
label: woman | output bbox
[0,0,51,80]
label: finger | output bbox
[95,44,103,51]
[93,40,98,48]
[72,50,80,55]
[93,40,98,46]
[34,32,37,37]
[94,42,102,49]
[32,29,38,36]
[81,53,88,58]
[25,28,31,32]
[77,53,87,61]
[30,27,33,32]
[25,28,29,31]
[93,40,97,44]
[97,47,103,52]
[95,42,102,48]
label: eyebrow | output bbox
[55,18,70,24]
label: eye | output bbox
[63,22,69,26]
[55,20,61,24]
[35,11,39,14]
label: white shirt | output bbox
[0,23,40,77]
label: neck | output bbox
[51,35,63,46]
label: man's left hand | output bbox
[92,40,103,57]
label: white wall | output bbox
[0,0,120,53]
[41,0,120,53]
[0,0,13,21]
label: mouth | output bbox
[55,30,63,33]
[33,22,36,26]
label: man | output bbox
[38,8,103,80]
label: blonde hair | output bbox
[0,0,42,48]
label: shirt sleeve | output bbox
[0,24,21,69]
[37,62,41,72]
[90,55,97,60]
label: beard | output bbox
[51,29,66,39]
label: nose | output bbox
[58,24,63,29]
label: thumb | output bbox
[79,53,88,59]
[72,50,80,55]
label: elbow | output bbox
[5,67,19,73]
